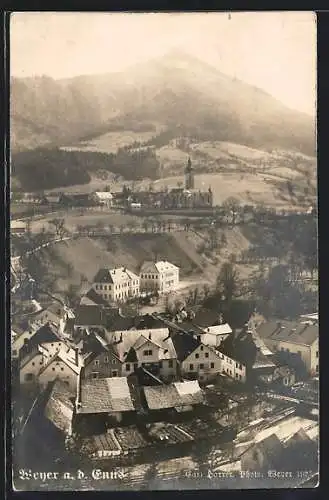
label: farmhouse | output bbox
[172,333,247,383]
[76,376,138,427]
[13,322,62,360]
[104,328,178,382]
[93,191,113,208]
[81,331,123,380]
[140,260,180,294]
[38,347,82,392]
[199,323,233,347]
[92,267,140,303]
[256,320,319,376]
[143,380,204,415]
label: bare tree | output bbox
[49,218,66,240]
[223,197,240,225]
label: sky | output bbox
[11,12,316,115]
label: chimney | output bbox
[120,332,123,343]
[149,332,152,340]
[75,347,79,367]
[76,368,83,409]
[197,335,201,343]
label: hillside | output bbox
[22,233,209,293]
[11,51,315,155]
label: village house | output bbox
[92,267,140,303]
[28,302,65,330]
[12,322,62,360]
[93,191,114,208]
[139,260,180,294]
[42,379,75,438]
[80,331,123,380]
[75,376,138,430]
[38,347,82,393]
[256,320,319,376]
[104,328,178,382]
[199,323,233,347]
[19,344,57,390]
[172,333,247,383]
[143,380,204,416]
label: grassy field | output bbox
[61,130,156,154]
[152,172,293,207]
[24,232,210,293]
[18,221,259,297]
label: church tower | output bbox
[184,157,194,190]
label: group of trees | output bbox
[12,145,161,192]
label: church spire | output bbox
[185,156,194,189]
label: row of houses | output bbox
[16,321,248,394]
[15,191,115,208]
[91,262,180,302]
[13,297,319,397]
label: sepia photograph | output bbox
[10,11,318,491]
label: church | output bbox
[127,157,213,210]
[164,157,213,209]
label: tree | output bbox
[216,261,240,309]
[223,197,240,225]
[49,218,66,240]
[64,284,80,308]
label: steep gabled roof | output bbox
[44,380,74,434]
[77,377,136,414]
[18,323,61,359]
[143,381,203,410]
[105,328,176,362]
[257,320,318,347]
[171,332,200,362]
[39,347,81,377]
[93,267,139,284]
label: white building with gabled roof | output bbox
[92,267,140,303]
[140,260,179,294]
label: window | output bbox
[235,373,238,378]
[104,285,107,290]
[112,371,118,377]
[104,357,109,363]
[316,351,319,358]
[195,353,199,359]
[52,367,55,371]
[239,364,243,370]
[108,285,111,291]
[210,363,214,369]
[200,345,204,351]
[61,367,64,371]
[100,285,103,290]
[143,350,153,356]
[24,373,33,381]
[316,365,319,372]
[205,352,209,358]
[92,373,98,379]
[189,364,194,371]
[104,294,107,299]
[32,362,35,366]
[95,285,99,290]
[236,363,238,368]
[200,363,204,369]
[126,363,130,371]
[168,360,173,368]
[94,360,99,366]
